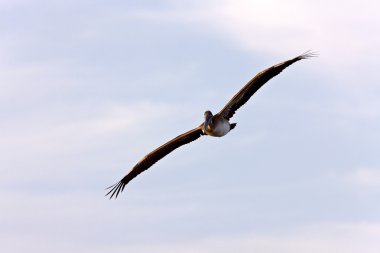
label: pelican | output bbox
[106,52,316,198]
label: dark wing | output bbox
[218,51,317,120]
[106,125,204,199]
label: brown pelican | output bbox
[106,52,316,198]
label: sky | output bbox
[1,0,380,252]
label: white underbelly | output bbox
[205,120,230,137]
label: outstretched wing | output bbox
[106,125,204,199]
[218,52,317,120]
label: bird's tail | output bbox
[230,123,237,130]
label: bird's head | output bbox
[203,110,213,133]
[204,110,213,120]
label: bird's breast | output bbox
[204,117,231,137]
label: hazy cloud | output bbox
[1,1,379,253]
[345,168,380,187]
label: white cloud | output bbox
[0,62,74,103]
[0,102,180,184]
[128,0,380,59]
[115,222,380,253]
[118,0,380,128]
[2,213,379,253]
[345,168,380,187]
[1,102,173,152]
[0,0,25,9]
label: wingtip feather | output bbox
[298,50,319,59]
[105,181,125,199]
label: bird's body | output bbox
[203,112,234,137]
[106,52,316,199]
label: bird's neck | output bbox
[203,116,213,131]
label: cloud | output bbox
[2,209,379,253]
[0,0,25,9]
[345,168,380,187]
[119,222,380,253]
[126,0,380,58]
[0,102,180,185]
[119,0,380,118]
[1,2,379,253]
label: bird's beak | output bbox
[203,120,209,132]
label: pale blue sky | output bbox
[1,0,380,252]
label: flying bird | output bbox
[106,52,316,198]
